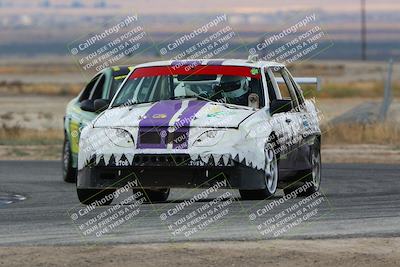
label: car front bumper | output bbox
[77,153,266,190]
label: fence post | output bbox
[379,59,394,121]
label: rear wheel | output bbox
[283,139,321,197]
[77,189,115,205]
[134,188,170,203]
[240,143,278,200]
[62,138,77,183]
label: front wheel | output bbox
[77,189,115,205]
[240,143,279,200]
[62,138,77,183]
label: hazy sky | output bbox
[1,0,400,14]
[125,0,400,14]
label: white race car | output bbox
[77,58,321,204]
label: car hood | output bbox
[93,99,257,128]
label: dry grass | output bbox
[0,81,83,96]
[0,64,78,75]
[0,144,63,160]
[323,122,400,145]
[288,62,346,77]
[0,124,63,145]
[303,81,400,98]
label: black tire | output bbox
[283,139,321,197]
[62,138,77,183]
[77,189,115,205]
[135,188,170,203]
[240,143,279,200]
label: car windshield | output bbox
[111,64,264,108]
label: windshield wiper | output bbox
[169,95,212,102]
[112,100,154,108]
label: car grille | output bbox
[133,154,191,166]
[89,153,235,168]
[139,130,162,144]
[138,127,189,148]
[168,131,188,147]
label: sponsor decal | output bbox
[207,110,235,118]
[250,68,260,75]
[152,113,167,119]
[206,106,235,118]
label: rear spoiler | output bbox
[276,77,322,91]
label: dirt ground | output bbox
[322,144,400,164]
[0,95,68,130]
[0,238,399,267]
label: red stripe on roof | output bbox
[129,65,261,79]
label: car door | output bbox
[267,68,301,146]
[266,67,302,168]
[69,73,107,156]
[280,68,303,144]
[284,68,323,170]
[285,68,320,141]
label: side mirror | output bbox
[270,99,292,115]
[94,99,110,113]
[80,99,95,112]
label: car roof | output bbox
[134,59,284,69]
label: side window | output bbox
[109,77,125,99]
[287,73,305,106]
[248,77,265,108]
[78,74,101,102]
[89,74,106,101]
[271,68,300,110]
[265,70,277,102]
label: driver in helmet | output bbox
[218,75,250,106]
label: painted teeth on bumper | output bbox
[84,153,260,169]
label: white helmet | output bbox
[219,76,249,99]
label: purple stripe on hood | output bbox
[173,100,208,149]
[139,100,182,127]
[137,100,182,149]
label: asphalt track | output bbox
[0,161,399,245]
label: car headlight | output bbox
[105,128,135,148]
[192,130,225,147]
